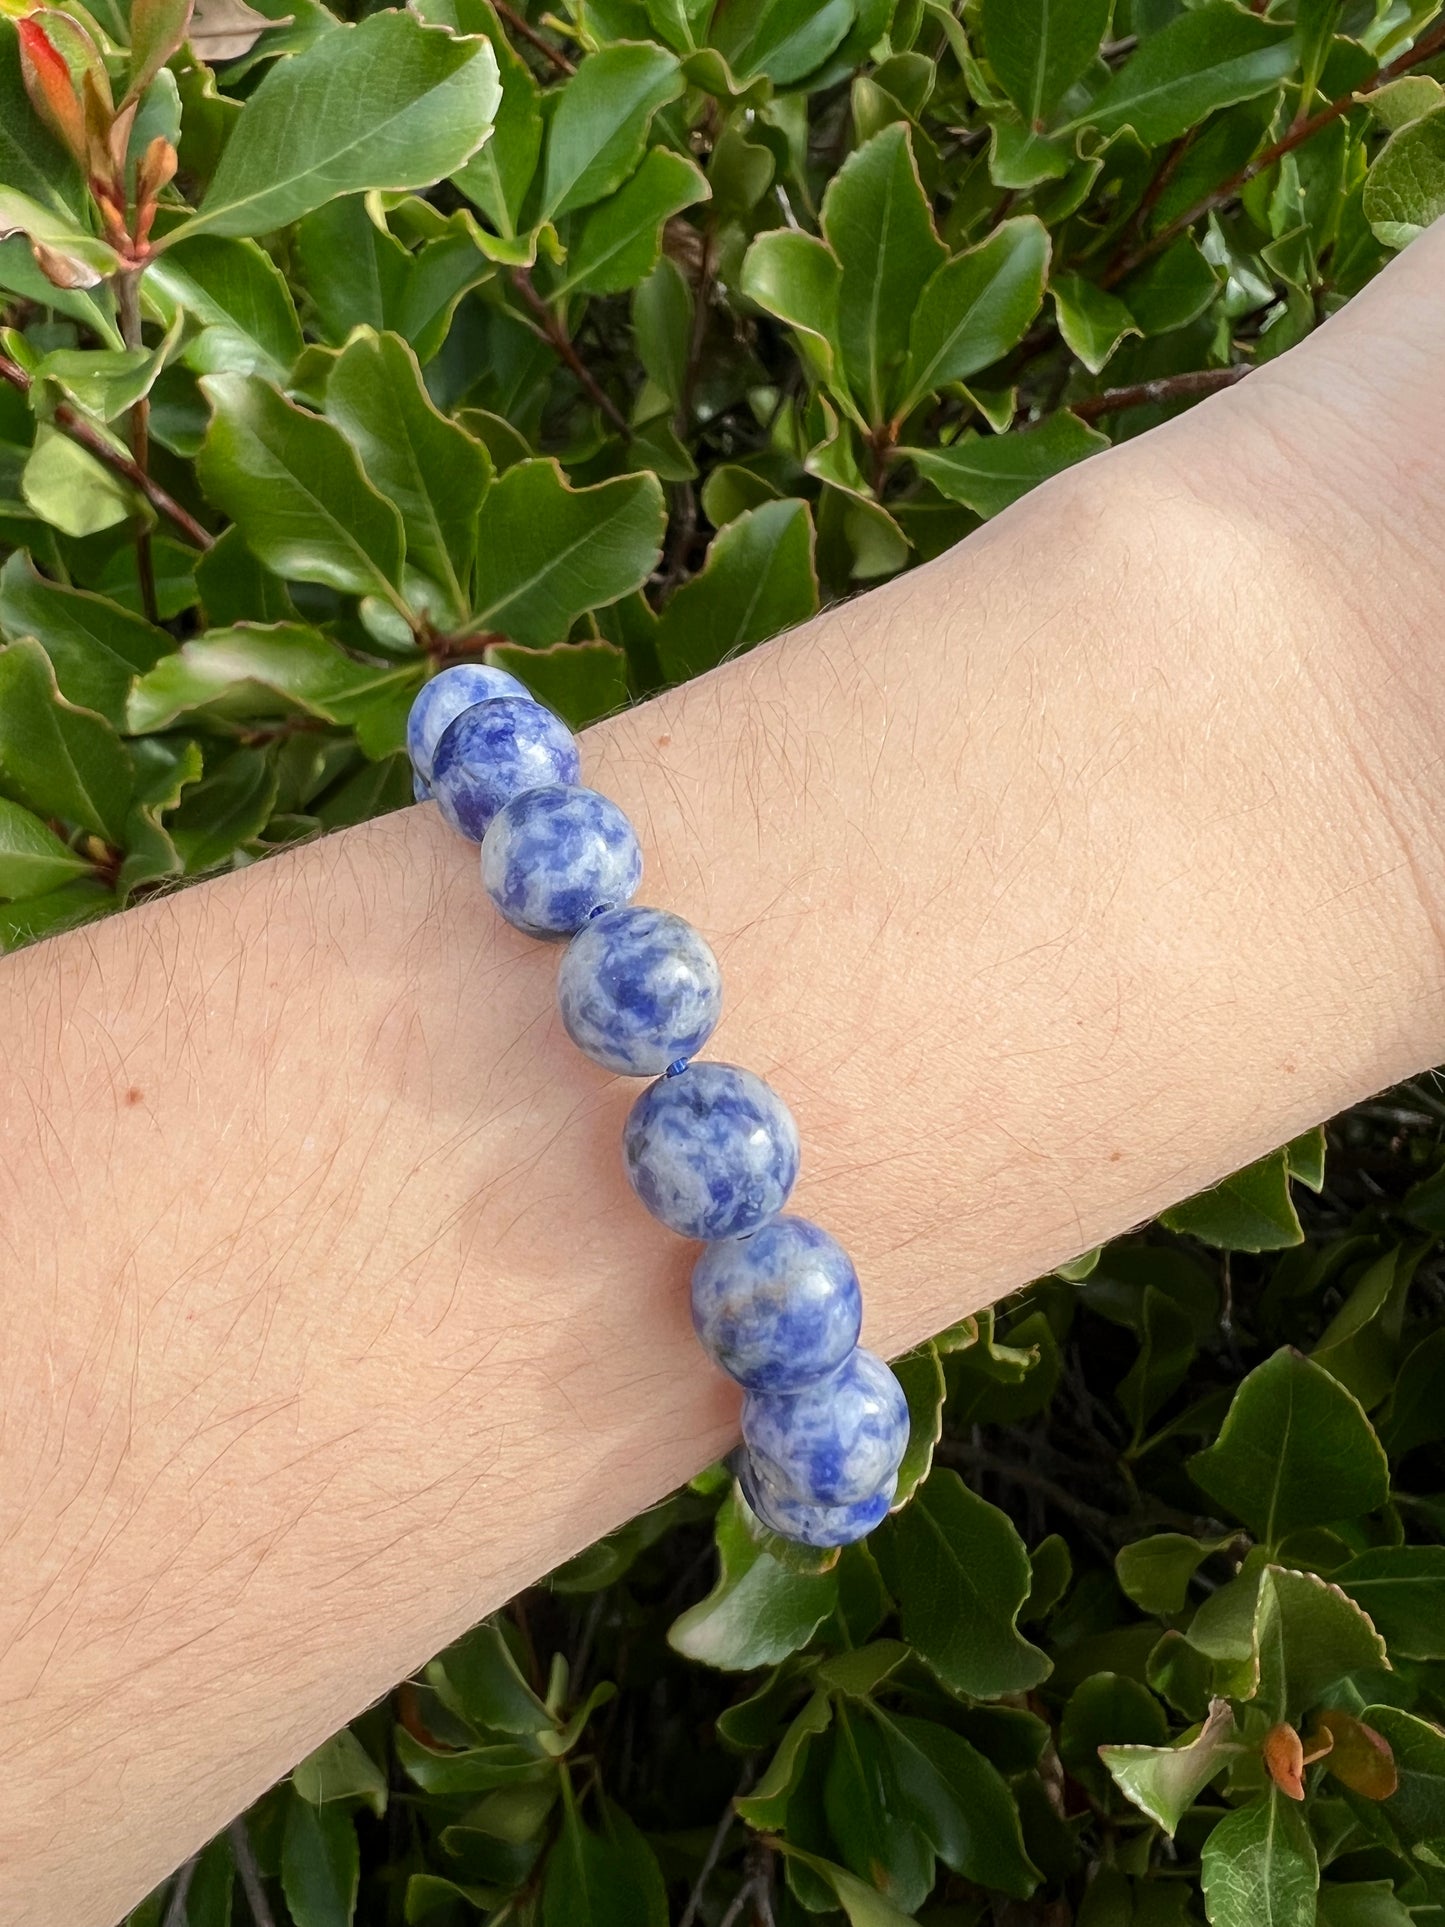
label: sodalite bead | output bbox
[432,696,581,841]
[739,1453,896,1548]
[691,1216,862,1393]
[413,770,432,804]
[623,1061,798,1240]
[406,663,528,780]
[742,1346,909,1507]
[558,906,721,1075]
[481,785,642,938]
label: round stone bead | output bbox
[412,769,432,804]
[431,697,581,842]
[742,1346,909,1507]
[739,1453,896,1548]
[558,906,721,1075]
[406,663,528,781]
[622,1061,798,1240]
[481,785,642,939]
[691,1216,862,1393]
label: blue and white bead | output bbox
[407,662,528,781]
[558,906,722,1076]
[742,1346,909,1506]
[481,785,642,938]
[623,1061,798,1240]
[691,1216,862,1393]
[739,1454,896,1548]
[432,696,581,841]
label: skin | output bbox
[4,221,1445,1927]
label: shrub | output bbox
[3,0,1444,1922]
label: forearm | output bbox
[5,235,1445,1924]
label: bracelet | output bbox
[406,665,910,1549]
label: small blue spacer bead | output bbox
[665,1057,690,1078]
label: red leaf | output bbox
[1264,1723,1306,1801]
[17,17,87,165]
[1316,1710,1399,1802]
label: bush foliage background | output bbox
[2,0,1445,1921]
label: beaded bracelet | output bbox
[407,664,910,1549]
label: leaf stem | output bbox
[1103,16,1445,287]
[1071,364,1251,420]
[509,267,632,438]
[0,354,214,552]
[495,0,574,75]
[115,267,159,624]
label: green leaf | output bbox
[169,745,278,873]
[1116,1533,1227,1617]
[22,425,138,538]
[444,0,541,239]
[633,256,692,406]
[1364,105,1445,248]
[905,411,1109,518]
[773,1845,918,1927]
[0,187,120,286]
[326,329,491,624]
[487,640,629,731]
[669,1491,839,1670]
[430,1620,553,1737]
[1337,1548,1445,1662]
[890,1341,946,1509]
[1285,1124,1327,1192]
[0,638,132,842]
[281,1791,359,1927]
[654,498,818,682]
[1359,1706,1445,1847]
[740,227,841,371]
[0,552,169,726]
[872,1709,1041,1896]
[1103,1698,1238,1836]
[1317,1884,1418,1927]
[127,0,192,101]
[0,876,113,950]
[1379,1329,1445,1455]
[709,0,854,86]
[542,1791,667,1927]
[0,796,88,898]
[1202,1791,1318,1927]
[821,123,947,425]
[1061,1674,1169,1801]
[1118,1286,1197,1441]
[824,1704,934,1914]
[736,1692,833,1829]
[556,147,709,296]
[174,11,501,241]
[472,459,665,648]
[293,1731,388,1819]
[1051,271,1139,375]
[883,1468,1050,1698]
[129,623,412,732]
[1160,1147,1304,1251]
[1078,7,1296,147]
[981,0,1111,126]
[540,43,682,220]
[901,216,1051,412]
[1187,1348,1390,1545]
[197,373,406,607]
[1251,1565,1390,1724]
[146,235,304,384]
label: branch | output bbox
[0,352,214,551]
[509,267,632,438]
[1071,363,1251,420]
[495,2,574,76]
[1103,16,1445,286]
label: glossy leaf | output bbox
[669,1492,839,1671]
[905,411,1109,518]
[1079,7,1297,147]
[1336,1546,1445,1661]
[540,43,682,219]
[0,794,88,897]
[1251,1566,1390,1724]
[0,552,168,726]
[1188,1348,1390,1545]
[1201,1789,1318,1927]
[981,0,1111,126]
[1364,107,1445,247]
[874,1709,1040,1896]
[654,498,817,683]
[1160,1148,1305,1251]
[326,329,491,623]
[556,147,709,296]
[294,1730,388,1818]
[1359,1706,1445,1845]
[472,460,665,648]
[542,1791,667,1927]
[0,638,131,841]
[901,217,1050,411]
[282,1791,360,1927]
[175,11,501,241]
[1103,1699,1239,1836]
[197,373,406,606]
[146,235,304,383]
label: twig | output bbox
[161,1858,197,1927]
[937,1441,1116,1532]
[115,266,158,623]
[229,1819,277,1927]
[1103,16,1445,286]
[0,353,213,550]
[1071,364,1251,421]
[509,268,631,437]
[494,1,574,75]
[678,1762,757,1927]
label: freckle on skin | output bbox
[655,734,671,749]
[1109,1150,1122,1162]
[125,1087,143,1106]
